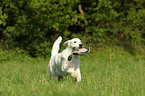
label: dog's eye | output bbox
[74,41,77,43]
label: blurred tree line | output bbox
[0,0,145,57]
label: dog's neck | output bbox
[62,47,73,58]
[72,54,80,58]
[65,47,73,54]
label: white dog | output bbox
[48,36,83,82]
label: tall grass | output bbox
[0,47,144,96]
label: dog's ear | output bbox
[63,40,70,46]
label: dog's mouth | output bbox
[72,45,90,55]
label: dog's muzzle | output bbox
[79,44,83,48]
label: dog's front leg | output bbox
[61,59,75,74]
[75,68,81,82]
[71,68,81,82]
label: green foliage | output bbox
[0,48,29,61]
[0,0,144,56]
[0,7,8,26]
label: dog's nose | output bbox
[79,44,83,48]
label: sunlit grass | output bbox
[0,47,144,96]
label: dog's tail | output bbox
[51,36,62,56]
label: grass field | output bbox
[0,47,144,96]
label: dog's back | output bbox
[51,36,62,56]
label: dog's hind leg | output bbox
[48,65,57,79]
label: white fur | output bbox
[51,36,62,56]
[48,36,82,82]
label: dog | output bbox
[48,36,83,82]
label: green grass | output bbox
[0,47,144,96]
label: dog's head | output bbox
[63,38,83,51]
